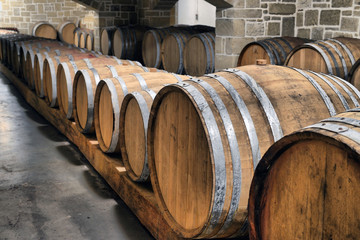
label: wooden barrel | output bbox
[183,32,215,76]
[32,21,57,39]
[56,57,143,119]
[101,27,117,55]
[73,65,156,133]
[33,47,86,97]
[248,109,360,240]
[116,75,186,181]
[57,21,76,44]
[19,40,65,79]
[43,52,99,107]
[74,28,81,47]
[238,37,311,66]
[285,37,360,80]
[30,45,77,92]
[142,28,172,68]
[94,72,185,154]
[347,58,360,89]
[147,64,360,238]
[85,31,94,51]
[161,32,191,74]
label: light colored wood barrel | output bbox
[32,21,57,39]
[74,28,81,47]
[56,57,143,119]
[147,65,360,238]
[73,64,155,133]
[93,72,185,155]
[238,37,310,66]
[249,109,360,240]
[57,21,76,44]
[34,47,87,97]
[142,28,171,68]
[183,32,215,76]
[43,52,99,107]
[101,27,117,55]
[117,77,186,181]
[285,37,360,80]
[161,32,191,74]
[85,32,94,51]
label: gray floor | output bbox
[0,72,153,239]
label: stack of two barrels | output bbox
[141,25,215,76]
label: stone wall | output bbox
[0,0,172,51]
[215,0,360,70]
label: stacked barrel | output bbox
[4,28,360,240]
[100,25,215,76]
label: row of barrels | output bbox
[3,32,360,239]
[238,36,360,86]
[100,25,215,76]
[31,21,94,50]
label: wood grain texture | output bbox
[249,110,360,240]
[238,37,310,66]
[147,65,360,238]
[0,63,184,240]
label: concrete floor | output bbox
[0,72,153,239]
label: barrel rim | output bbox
[147,84,215,238]
[248,126,360,240]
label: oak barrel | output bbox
[73,65,155,133]
[147,64,360,238]
[249,109,360,240]
[93,72,186,155]
[101,27,117,55]
[116,75,186,181]
[57,21,76,44]
[285,37,360,80]
[43,52,99,107]
[85,31,94,51]
[142,28,174,68]
[161,32,191,74]
[238,37,310,66]
[32,21,57,39]
[183,32,215,76]
[34,47,87,97]
[347,58,360,89]
[57,57,142,119]
[74,28,81,47]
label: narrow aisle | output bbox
[0,72,153,239]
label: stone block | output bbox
[215,54,239,70]
[297,28,310,38]
[269,3,295,15]
[246,0,260,8]
[225,37,254,55]
[305,10,318,26]
[226,9,262,18]
[311,27,324,40]
[246,22,264,36]
[313,3,328,8]
[333,32,353,38]
[354,11,360,16]
[320,10,340,25]
[324,31,333,39]
[341,17,359,32]
[282,17,295,36]
[332,0,352,7]
[296,12,303,27]
[342,10,352,16]
[261,3,267,8]
[216,18,245,37]
[225,0,245,7]
[267,22,280,35]
[216,37,224,54]
[26,5,36,11]
[297,0,312,8]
